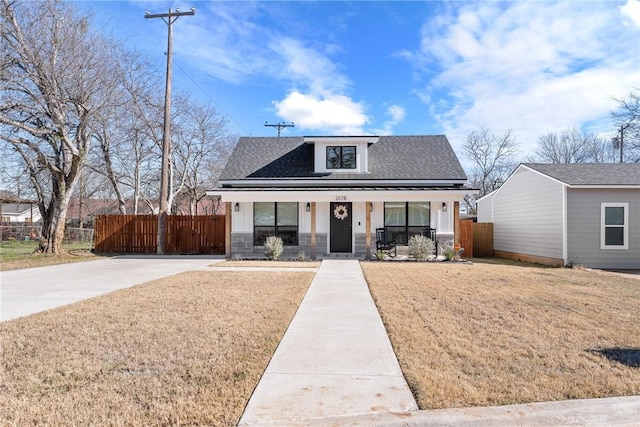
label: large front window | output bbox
[384,202,430,244]
[326,146,356,169]
[254,202,298,246]
[601,203,628,249]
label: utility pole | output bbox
[145,8,195,254]
[265,121,295,137]
[613,123,630,163]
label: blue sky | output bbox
[79,0,640,158]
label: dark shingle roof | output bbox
[219,135,467,183]
[524,163,640,186]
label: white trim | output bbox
[304,136,379,144]
[600,202,629,250]
[520,164,574,187]
[568,185,640,189]
[218,179,469,187]
[562,185,568,264]
[211,189,472,203]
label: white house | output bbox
[208,135,475,259]
[0,203,41,223]
[477,163,640,269]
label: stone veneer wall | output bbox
[231,233,328,259]
[354,233,368,257]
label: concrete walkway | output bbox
[239,259,417,425]
[0,255,222,321]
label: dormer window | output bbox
[307,136,377,173]
[326,146,356,169]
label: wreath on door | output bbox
[333,204,348,220]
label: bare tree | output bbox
[462,128,519,213]
[1,0,119,253]
[610,89,640,163]
[169,101,230,214]
[89,48,163,215]
[533,128,610,163]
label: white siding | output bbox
[493,167,564,259]
[477,193,493,222]
[567,189,640,269]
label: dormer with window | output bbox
[306,136,379,174]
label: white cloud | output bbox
[412,1,640,155]
[622,0,640,27]
[371,105,406,135]
[273,91,369,135]
[175,3,371,135]
[268,37,371,134]
[387,105,406,122]
[271,37,350,95]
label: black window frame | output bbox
[253,202,299,246]
[326,146,357,169]
[383,202,431,245]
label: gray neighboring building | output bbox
[477,163,640,269]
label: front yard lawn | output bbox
[0,239,97,271]
[362,261,640,409]
[0,270,312,426]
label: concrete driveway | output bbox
[0,255,223,322]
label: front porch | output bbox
[222,195,464,260]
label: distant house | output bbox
[0,203,40,223]
[0,191,41,224]
[208,135,476,259]
[477,163,640,269]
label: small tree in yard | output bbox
[408,235,436,261]
[264,236,283,261]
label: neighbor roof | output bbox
[524,163,640,186]
[219,135,467,184]
[1,203,36,214]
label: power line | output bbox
[88,3,250,136]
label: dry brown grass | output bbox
[362,261,640,410]
[1,270,312,426]
[213,260,321,268]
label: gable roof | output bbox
[1,203,36,215]
[219,135,467,185]
[523,163,640,186]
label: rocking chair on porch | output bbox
[376,228,396,258]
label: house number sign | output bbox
[335,195,347,201]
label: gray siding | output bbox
[567,189,640,269]
[493,168,564,259]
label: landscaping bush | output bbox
[408,234,435,261]
[264,236,283,260]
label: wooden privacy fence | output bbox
[94,215,225,255]
[460,220,494,258]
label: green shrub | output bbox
[442,240,455,260]
[264,236,283,260]
[408,234,436,261]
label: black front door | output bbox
[330,202,352,253]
